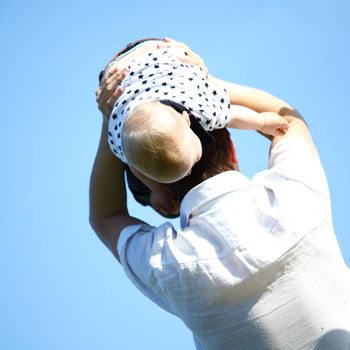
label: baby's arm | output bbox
[229,105,288,136]
[208,75,295,114]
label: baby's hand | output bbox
[260,112,289,136]
[157,37,208,76]
[150,188,180,218]
[95,67,128,122]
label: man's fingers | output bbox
[98,68,128,105]
[176,51,208,76]
[96,70,127,116]
[163,37,176,42]
[106,65,118,78]
[104,68,128,92]
[95,86,101,98]
[114,86,124,96]
[158,39,189,51]
[106,96,119,111]
[106,86,124,109]
[157,39,208,76]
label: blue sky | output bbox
[1,1,349,349]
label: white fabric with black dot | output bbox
[108,47,231,163]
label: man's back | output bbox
[118,138,350,349]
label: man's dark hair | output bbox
[166,128,236,203]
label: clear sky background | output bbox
[1,1,349,349]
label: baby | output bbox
[103,43,287,184]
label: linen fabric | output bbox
[117,137,350,350]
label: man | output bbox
[90,45,350,349]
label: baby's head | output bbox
[122,101,202,183]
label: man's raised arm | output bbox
[209,76,316,152]
[89,120,144,261]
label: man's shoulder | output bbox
[118,222,176,259]
[269,136,319,164]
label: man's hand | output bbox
[95,67,128,122]
[158,37,208,76]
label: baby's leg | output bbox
[99,39,162,83]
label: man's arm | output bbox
[270,107,318,154]
[208,76,293,114]
[209,76,316,150]
[89,120,144,261]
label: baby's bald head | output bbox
[122,101,202,183]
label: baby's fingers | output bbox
[272,117,289,136]
[177,51,208,76]
[278,116,289,130]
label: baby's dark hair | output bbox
[165,128,236,202]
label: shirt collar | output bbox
[180,170,252,228]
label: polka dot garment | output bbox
[108,46,230,163]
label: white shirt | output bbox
[118,138,350,350]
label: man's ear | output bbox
[227,136,239,170]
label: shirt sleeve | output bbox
[268,137,330,198]
[117,223,175,315]
[253,137,332,234]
